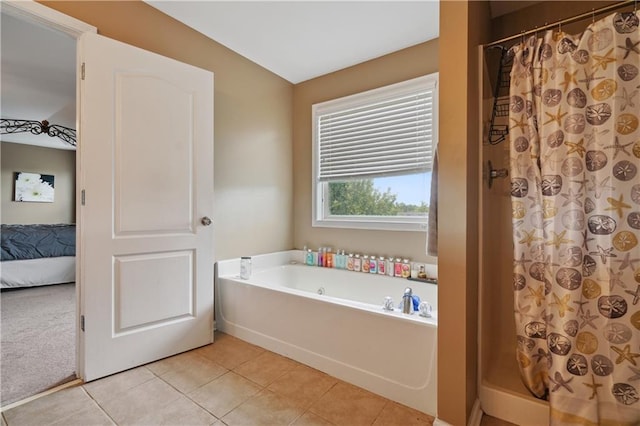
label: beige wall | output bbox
[292,41,439,263]
[491,1,620,42]
[41,0,294,260]
[1,142,76,224]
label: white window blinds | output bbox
[315,75,437,182]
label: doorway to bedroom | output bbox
[0,11,78,407]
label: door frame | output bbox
[3,0,96,380]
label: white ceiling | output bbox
[146,1,440,84]
[1,11,77,150]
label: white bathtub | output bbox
[215,250,438,416]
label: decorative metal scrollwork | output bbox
[1,118,76,146]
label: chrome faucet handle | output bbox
[419,301,432,318]
[383,296,395,311]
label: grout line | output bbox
[152,364,228,421]
[370,399,392,425]
[76,387,118,426]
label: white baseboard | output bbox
[468,398,483,426]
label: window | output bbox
[312,73,438,231]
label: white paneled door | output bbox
[78,33,214,381]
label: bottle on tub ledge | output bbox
[386,257,395,276]
[361,255,370,273]
[401,259,411,278]
[335,250,346,269]
[305,248,315,266]
[394,258,403,277]
[369,255,377,274]
[377,256,386,275]
[326,248,334,268]
[347,253,355,271]
[353,254,362,272]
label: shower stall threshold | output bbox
[480,381,549,426]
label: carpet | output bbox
[1,283,76,407]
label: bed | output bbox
[1,224,76,288]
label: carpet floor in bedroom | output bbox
[0,283,76,407]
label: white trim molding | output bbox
[468,398,483,426]
[1,0,97,384]
[1,0,97,36]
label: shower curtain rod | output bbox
[485,0,635,48]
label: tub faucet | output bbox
[402,287,413,314]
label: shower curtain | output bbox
[508,10,640,425]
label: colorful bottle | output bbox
[327,248,334,268]
[378,257,386,275]
[369,256,377,274]
[394,258,403,277]
[362,255,370,272]
[401,259,411,278]
[336,250,345,269]
[386,257,395,276]
[418,265,427,279]
[306,249,314,266]
[354,254,362,272]
[317,248,324,267]
[347,254,354,271]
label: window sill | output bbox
[312,217,427,232]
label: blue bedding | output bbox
[1,224,75,261]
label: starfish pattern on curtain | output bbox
[508,10,640,426]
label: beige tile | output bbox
[196,334,264,370]
[291,411,335,426]
[146,351,197,376]
[372,401,434,426]
[309,381,387,426]
[188,372,261,418]
[233,351,300,387]
[98,377,182,425]
[83,366,155,405]
[267,365,337,409]
[222,389,304,426]
[155,352,228,394]
[133,394,218,425]
[50,401,115,426]
[3,386,94,426]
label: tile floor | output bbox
[2,332,436,426]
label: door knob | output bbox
[201,216,212,226]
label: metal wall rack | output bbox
[487,46,514,145]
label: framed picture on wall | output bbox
[14,172,55,202]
